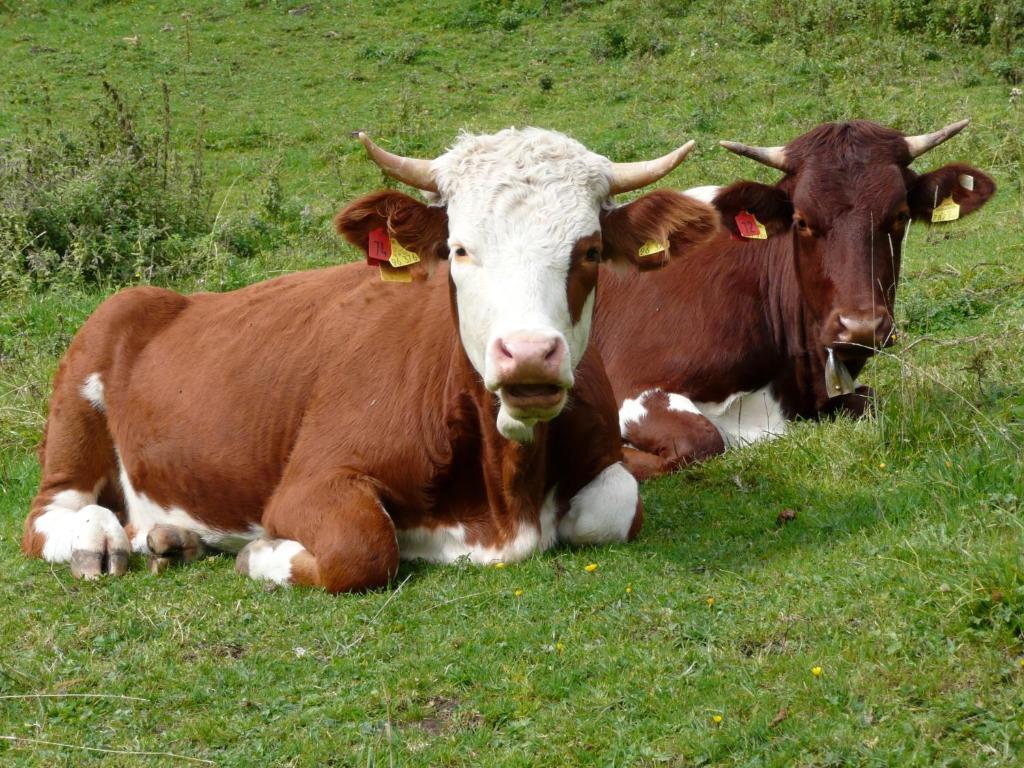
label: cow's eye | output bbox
[795,217,809,231]
[584,247,602,264]
[453,246,468,258]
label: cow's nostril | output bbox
[496,339,514,361]
[543,339,559,360]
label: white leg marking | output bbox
[80,372,106,411]
[73,504,130,555]
[242,538,306,585]
[557,462,638,545]
[397,489,558,565]
[34,484,103,561]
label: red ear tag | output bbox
[367,227,392,266]
[735,210,767,239]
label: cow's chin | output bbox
[496,385,568,443]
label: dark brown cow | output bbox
[591,119,996,479]
[22,128,718,592]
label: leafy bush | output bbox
[0,82,212,290]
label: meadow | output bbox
[1,1,1023,765]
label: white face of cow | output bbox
[432,129,611,441]
[339,127,710,444]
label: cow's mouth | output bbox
[501,383,566,414]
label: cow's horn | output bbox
[904,118,970,159]
[608,140,695,195]
[718,140,789,172]
[355,132,438,192]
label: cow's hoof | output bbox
[146,524,204,574]
[69,505,130,579]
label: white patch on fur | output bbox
[496,407,538,444]
[618,389,655,436]
[666,392,701,415]
[243,538,306,585]
[557,462,637,545]
[117,453,261,554]
[398,489,558,564]
[80,372,106,411]
[694,385,786,447]
[34,482,106,561]
[682,185,721,204]
[434,129,614,438]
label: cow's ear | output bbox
[907,163,996,223]
[600,189,719,271]
[334,190,450,270]
[713,181,793,238]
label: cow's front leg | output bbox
[238,471,399,594]
[619,390,725,479]
[557,462,643,545]
[822,384,875,419]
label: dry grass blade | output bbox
[0,734,214,764]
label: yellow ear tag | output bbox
[379,264,412,283]
[931,196,960,223]
[638,240,666,259]
[388,238,420,268]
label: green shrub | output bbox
[0,81,212,289]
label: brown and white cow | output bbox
[591,119,996,479]
[21,127,718,592]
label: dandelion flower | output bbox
[878,462,887,470]
[585,563,598,572]
[712,714,723,724]
[494,562,505,569]
[555,642,565,653]
[706,596,715,607]
[514,589,524,597]
[812,666,823,677]
[626,584,633,594]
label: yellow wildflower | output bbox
[585,563,598,572]
[494,562,505,569]
[712,714,723,724]
[812,666,823,677]
[555,642,565,653]
[514,589,524,597]
[706,596,715,607]
[878,462,886,469]
[626,584,633,594]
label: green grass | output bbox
[2,1,1024,765]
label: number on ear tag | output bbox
[367,228,392,266]
[388,238,420,268]
[735,210,767,239]
[638,240,666,259]
[931,196,960,223]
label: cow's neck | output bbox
[436,280,552,523]
[762,237,841,417]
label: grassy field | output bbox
[1,1,1023,765]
